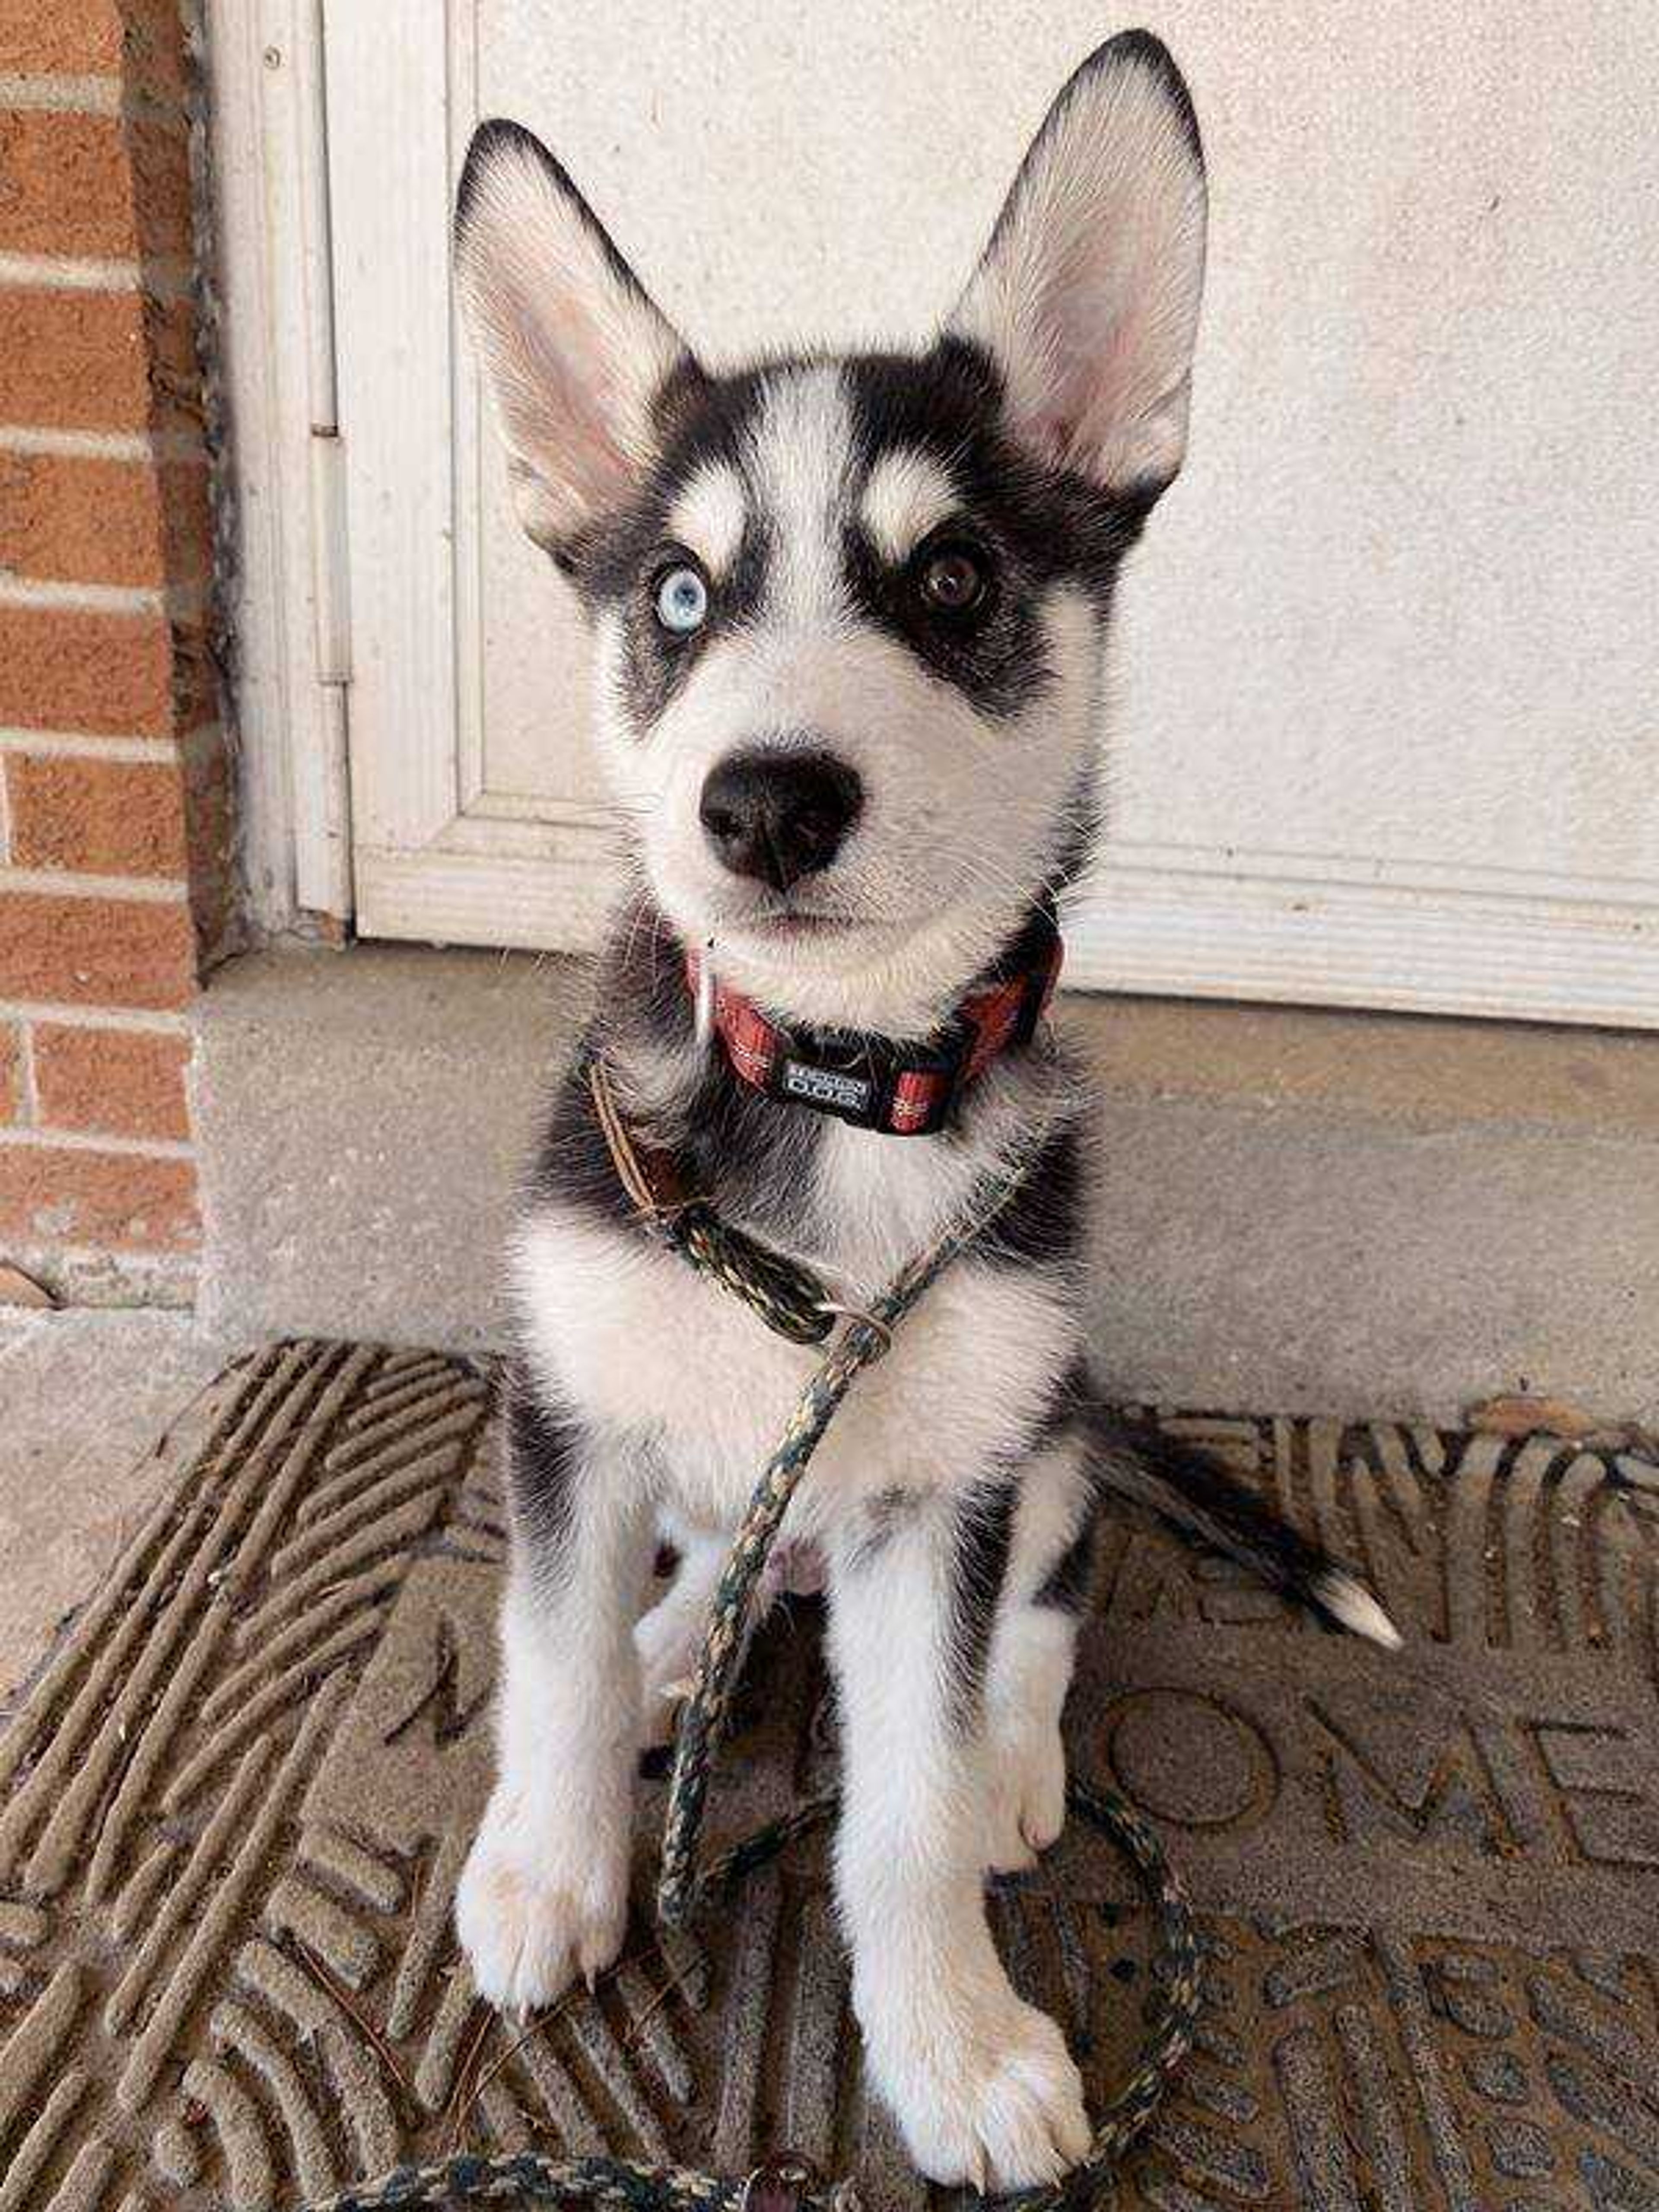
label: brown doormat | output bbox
[3,1341,1659,2212]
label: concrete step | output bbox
[191,944,1659,1424]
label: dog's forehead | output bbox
[655,351,998,578]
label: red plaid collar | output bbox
[684,920,1063,1136]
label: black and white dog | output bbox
[452,35,1395,2192]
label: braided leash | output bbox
[588,1057,835,1345]
[303,2155,758,2212]
[295,1065,1200,2212]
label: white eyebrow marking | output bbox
[859,447,959,564]
[664,461,748,575]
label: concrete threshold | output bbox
[191,943,1659,1425]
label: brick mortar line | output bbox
[0,731,178,763]
[0,252,194,297]
[0,1125,193,1162]
[1,1239,197,1280]
[0,575,168,617]
[0,866,190,903]
[0,424,207,463]
[2,722,219,761]
[0,77,189,131]
[0,577,207,620]
[13,1015,38,1127]
[0,75,121,116]
[0,1002,190,1036]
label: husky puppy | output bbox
[452,35,1392,2190]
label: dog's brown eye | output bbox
[917,543,988,615]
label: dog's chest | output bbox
[513,1118,1077,1526]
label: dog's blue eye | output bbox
[654,564,708,635]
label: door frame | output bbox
[206,0,352,937]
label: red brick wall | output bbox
[0,0,232,1306]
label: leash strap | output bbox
[292,1076,1201,2212]
[305,1778,1203,2212]
[655,1206,1002,1928]
[302,2154,755,2212]
[589,1058,836,1345]
[655,1129,1203,2203]
[296,1776,1198,2212]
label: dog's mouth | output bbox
[721,900,868,943]
[753,911,863,939]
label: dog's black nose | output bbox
[699,749,863,892]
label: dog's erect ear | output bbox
[454,119,696,551]
[946,32,1206,506]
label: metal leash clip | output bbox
[812,1300,895,1357]
[741,2153,821,2212]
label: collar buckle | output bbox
[769,1016,970,1135]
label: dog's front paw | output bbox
[455,1795,627,2014]
[868,1984,1090,2192]
[983,1717,1068,1873]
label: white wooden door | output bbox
[324,2,1659,1027]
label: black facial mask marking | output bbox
[556,342,1142,739]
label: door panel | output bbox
[327,2,1659,1024]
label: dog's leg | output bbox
[827,1482,1090,2191]
[456,1389,654,2013]
[982,1434,1094,1872]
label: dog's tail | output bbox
[1087,1410,1402,1649]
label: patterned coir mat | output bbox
[3,1342,1659,2211]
